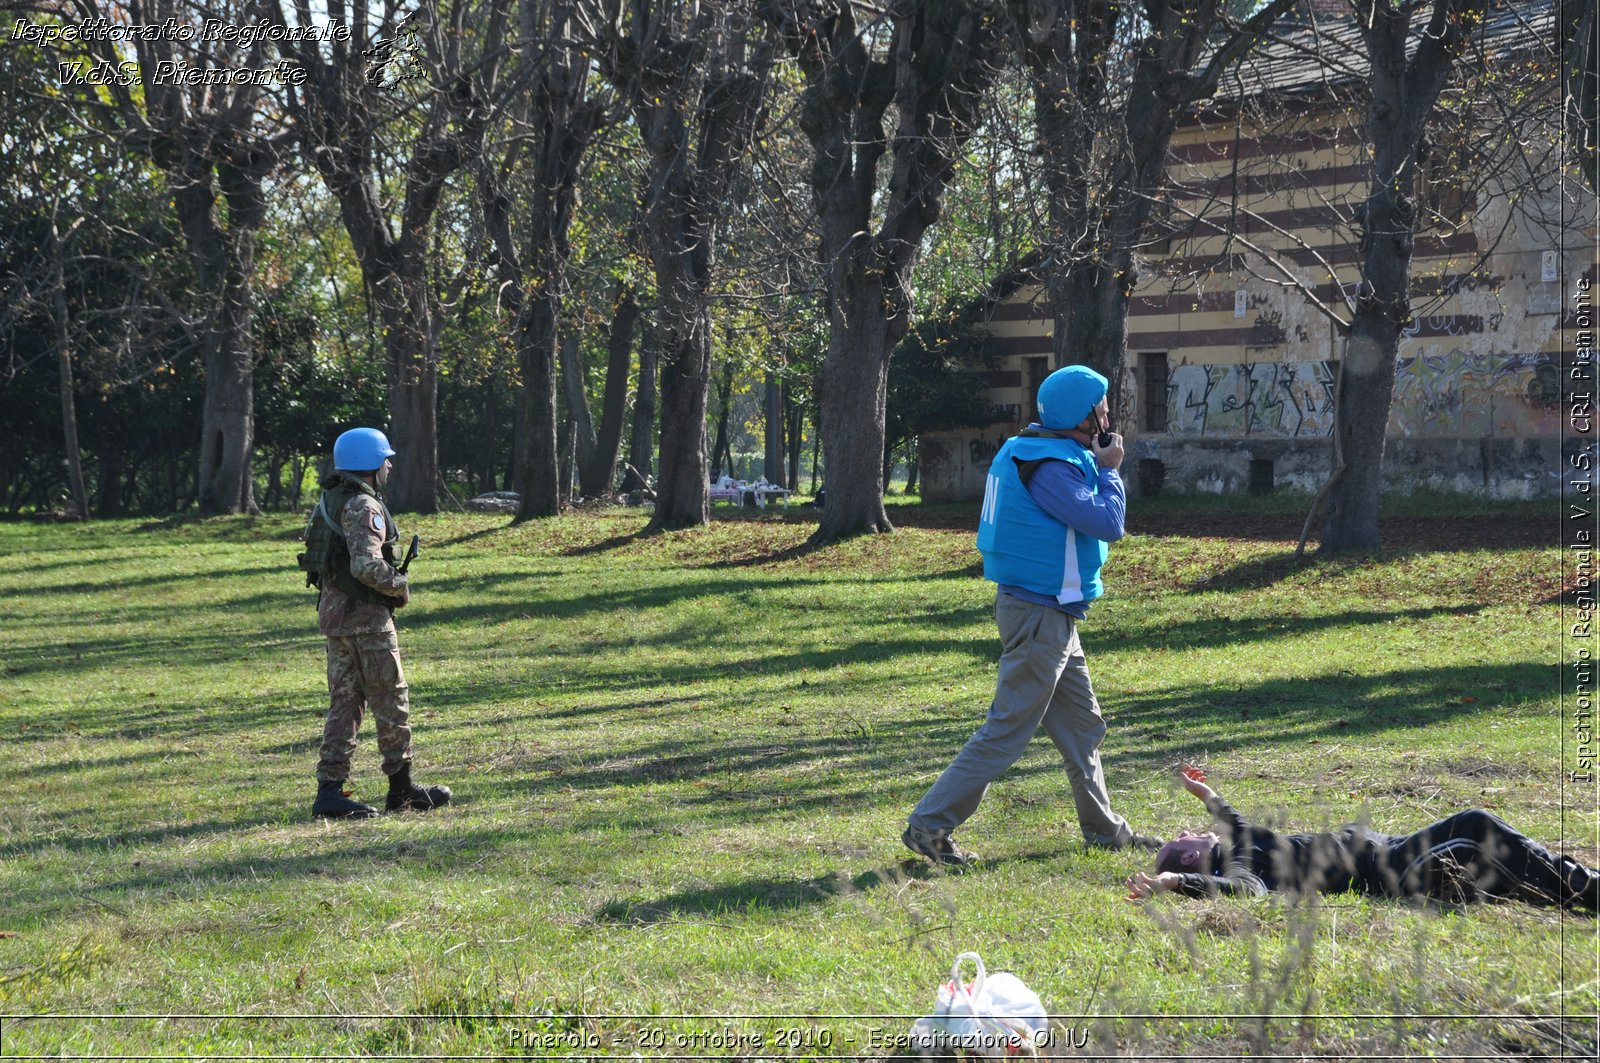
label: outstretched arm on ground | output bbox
[1180,763,1215,803]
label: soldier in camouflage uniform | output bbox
[300,427,451,819]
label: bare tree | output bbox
[774,0,1006,542]
[622,320,658,493]
[1308,0,1497,551]
[581,280,642,495]
[273,0,500,511]
[58,0,285,514]
[593,0,778,531]
[474,0,609,518]
[1009,0,1302,423]
[46,215,91,518]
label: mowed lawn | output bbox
[0,501,1591,1059]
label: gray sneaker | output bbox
[902,824,980,866]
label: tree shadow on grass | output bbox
[5,561,285,600]
[446,657,1550,839]
[129,514,294,542]
[1096,602,1487,654]
[0,807,299,862]
[698,540,828,570]
[563,530,650,556]
[591,862,934,925]
[429,521,517,549]
[1,825,524,925]
[1181,551,1319,593]
[1,658,1557,929]
[404,571,981,631]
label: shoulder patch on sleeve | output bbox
[370,511,385,535]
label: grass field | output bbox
[0,499,1593,1060]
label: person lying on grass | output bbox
[1125,765,1599,911]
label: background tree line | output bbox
[2,0,1591,549]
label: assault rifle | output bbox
[397,534,420,574]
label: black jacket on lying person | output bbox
[1173,796,1600,910]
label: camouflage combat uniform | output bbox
[315,479,413,783]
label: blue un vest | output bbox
[977,434,1108,606]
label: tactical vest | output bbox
[976,430,1109,606]
[297,476,406,609]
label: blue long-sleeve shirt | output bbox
[998,457,1126,619]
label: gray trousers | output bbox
[910,592,1132,846]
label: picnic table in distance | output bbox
[709,475,791,509]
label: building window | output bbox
[1026,357,1049,424]
[1249,458,1275,495]
[1140,352,1169,433]
[1138,458,1166,498]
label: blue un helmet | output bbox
[333,427,396,473]
[1035,365,1108,431]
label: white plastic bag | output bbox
[909,951,1047,1059]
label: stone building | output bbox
[921,1,1590,502]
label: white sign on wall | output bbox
[1234,290,1248,318]
[1541,250,1558,283]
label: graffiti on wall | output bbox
[1390,351,1561,437]
[1169,361,1337,437]
[1168,353,1561,438]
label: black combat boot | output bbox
[312,780,379,819]
[385,764,451,812]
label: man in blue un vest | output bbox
[903,365,1162,865]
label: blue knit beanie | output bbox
[1036,365,1108,430]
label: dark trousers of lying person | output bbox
[1170,798,1599,909]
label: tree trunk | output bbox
[710,404,730,483]
[622,323,657,493]
[648,309,712,530]
[482,377,498,493]
[905,438,920,494]
[1322,169,1413,553]
[290,455,306,511]
[809,424,821,495]
[175,161,262,517]
[469,0,598,521]
[1056,262,1134,414]
[710,356,736,481]
[512,293,562,518]
[1318,0,1483,552]
[264,451,285,510]
[383,293,441,514]
[559,329,596,487]
[815,291,895,538]
[785,382,804,491]
[581,284,638,497]
[559,417,577,503]
[792,0,1002,543]
[1017,0,1301,423]
[50,223,88,519]
[603,10,773,532]
[277,0,503,515]
[764,371,783,485]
